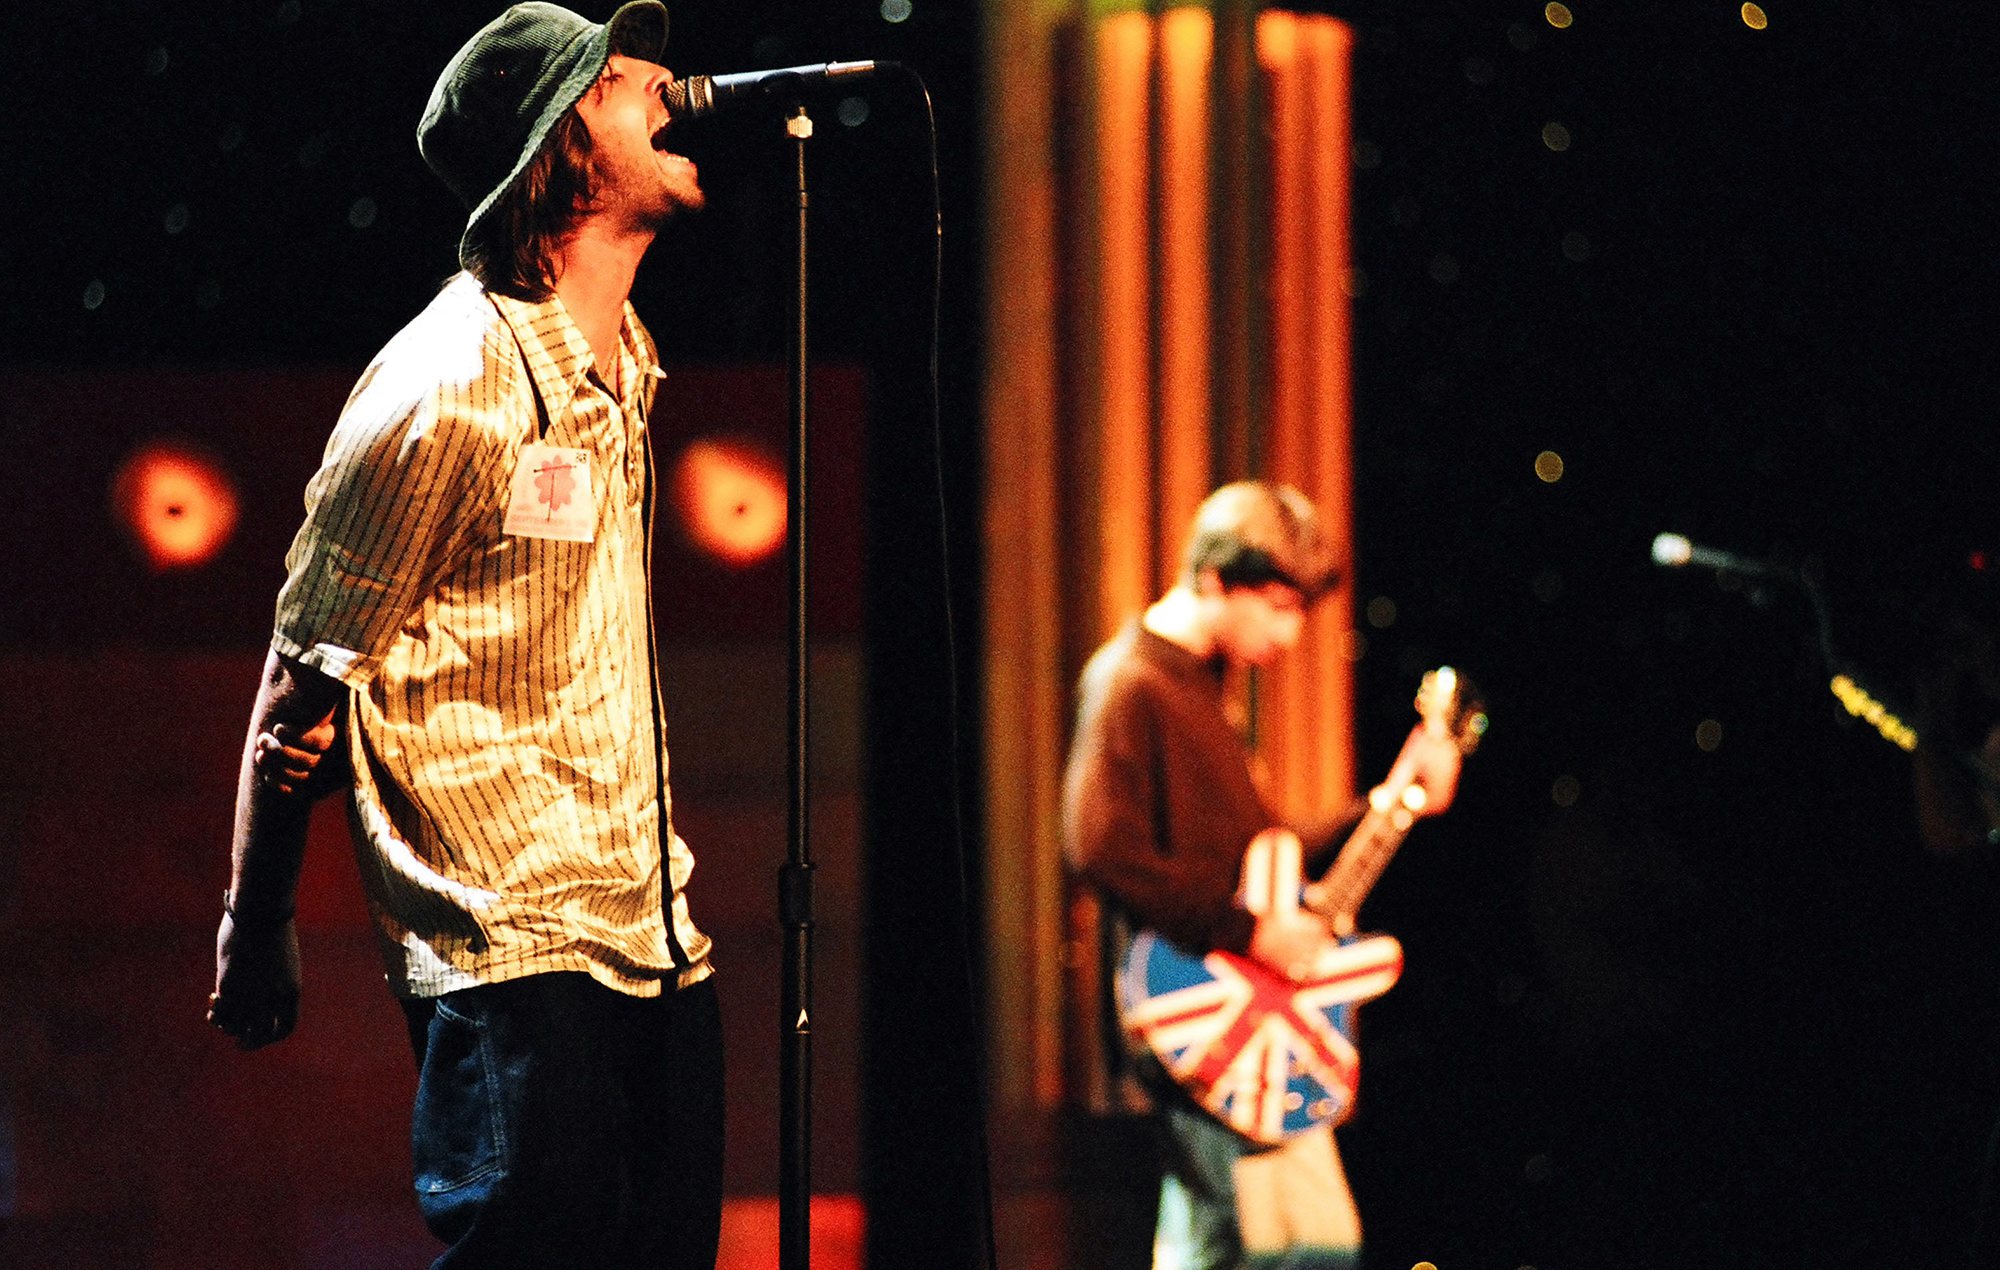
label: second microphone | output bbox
[665,62,889,120]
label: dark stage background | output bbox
[4,2,1999,1269]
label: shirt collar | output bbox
[487,283,662,420]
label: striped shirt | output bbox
[274,272,711,999]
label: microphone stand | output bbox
[777,100,818,1270]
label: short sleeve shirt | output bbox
[273,272,711,998]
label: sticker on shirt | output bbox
[503,443,595,543]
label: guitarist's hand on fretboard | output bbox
[1380,715,1465,818]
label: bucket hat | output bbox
[418,1,668,267]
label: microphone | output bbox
[1650,533,1792,580]
[664,61,890,120]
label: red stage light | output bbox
[671,437,788,566]
[110,440,240,571]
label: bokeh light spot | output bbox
[1542,121,1572,152]
[145,47,171,76]
[672,438,787,567]
[837,96,870,127]
[1742,3,1769,29]
[83,279,106,311]
[1551,774,1581,807]
[164,202,190,235]
[1366,596,1398,629]
[1428,253,1460,285]
[1507,22,1540,51]
[1535,450,1565,482]
[1695,719,1723,752]
[1352,138,1381,169]
[349,196,379,229]
[1464,57,1496,85]
[881,0,914,22]
[1562,230,1591,261]
[1532,568,1563,602]
[218,123,244,152]
[111,441,240,571]
[1545,3,1574,28]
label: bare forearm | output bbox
[228,648,345,921]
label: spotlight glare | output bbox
[111,441,240,571]
[672,438,787,567]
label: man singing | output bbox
[1064,482,1463,1270]
[207,5,722,1265]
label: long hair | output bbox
[462,109,598,300]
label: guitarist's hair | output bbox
[1182,481,1341,600]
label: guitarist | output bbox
[1062,481,1462,1270]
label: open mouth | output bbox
[650,121,673,152]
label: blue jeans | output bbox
[402,971,724,1270]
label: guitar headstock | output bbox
[1416,666,1488,755]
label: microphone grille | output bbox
[1651,533,1693,567]
[663,76,714,118]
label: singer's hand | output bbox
[253,715,343,797]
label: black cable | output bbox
[895,65,1002,1270]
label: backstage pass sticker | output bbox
[503,443,595,543]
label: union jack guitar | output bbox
[1116,667,1486,1145]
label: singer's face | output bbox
[576,54,705,226]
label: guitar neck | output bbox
[1304,801,1415,935]
[1298,665,1484,934]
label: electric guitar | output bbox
[1115,667,1487,1144]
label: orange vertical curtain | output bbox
[982,2,1356,1111]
